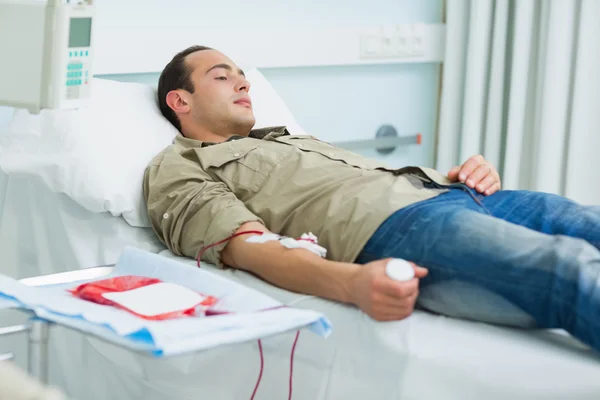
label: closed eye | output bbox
[216,76,227,81]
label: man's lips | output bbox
[234,98,252,108]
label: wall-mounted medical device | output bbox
[0,0,95,113]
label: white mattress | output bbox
[80,251,600,400]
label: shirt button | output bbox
[297,144,303,148]
[163,213,169,219]
[233,153,240,157]
[328,152,334,157]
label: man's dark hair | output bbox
[157,45,213,132]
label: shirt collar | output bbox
[174,126,289,148]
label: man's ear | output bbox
[166,90,191,116]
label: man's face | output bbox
[184,50,255,135]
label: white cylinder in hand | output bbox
[385,259,415,282]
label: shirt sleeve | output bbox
[143,150,264,268]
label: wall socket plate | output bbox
[360,23,425,59]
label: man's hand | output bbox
[349,258,428,321]
[448,154,501,195]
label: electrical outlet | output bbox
[359,23,425,60]
[408,23,425,56]
[359,27,382,58]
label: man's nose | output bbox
[235,76,250,92]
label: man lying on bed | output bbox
[143,45,600,353]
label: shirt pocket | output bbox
[276,135,388,170]
[196,143,269,192]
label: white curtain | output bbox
[436,0,600,204]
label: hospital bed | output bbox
[1,72,600,400]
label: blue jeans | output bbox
[356,185,600,352]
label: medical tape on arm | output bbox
[245,232,327,258]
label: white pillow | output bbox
[0,68,305,228]
[248,69,306,135]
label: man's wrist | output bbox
[325,260,360,305]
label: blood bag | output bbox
[69,275,217,320]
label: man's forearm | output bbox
[220,222,424,321]
[223,238,359,305]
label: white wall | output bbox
[263,63,440,168]
[95,0,441,27]
[96,0,444,168]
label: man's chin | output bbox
[233,116,256,135]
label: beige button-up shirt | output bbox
[143,127,451,267]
